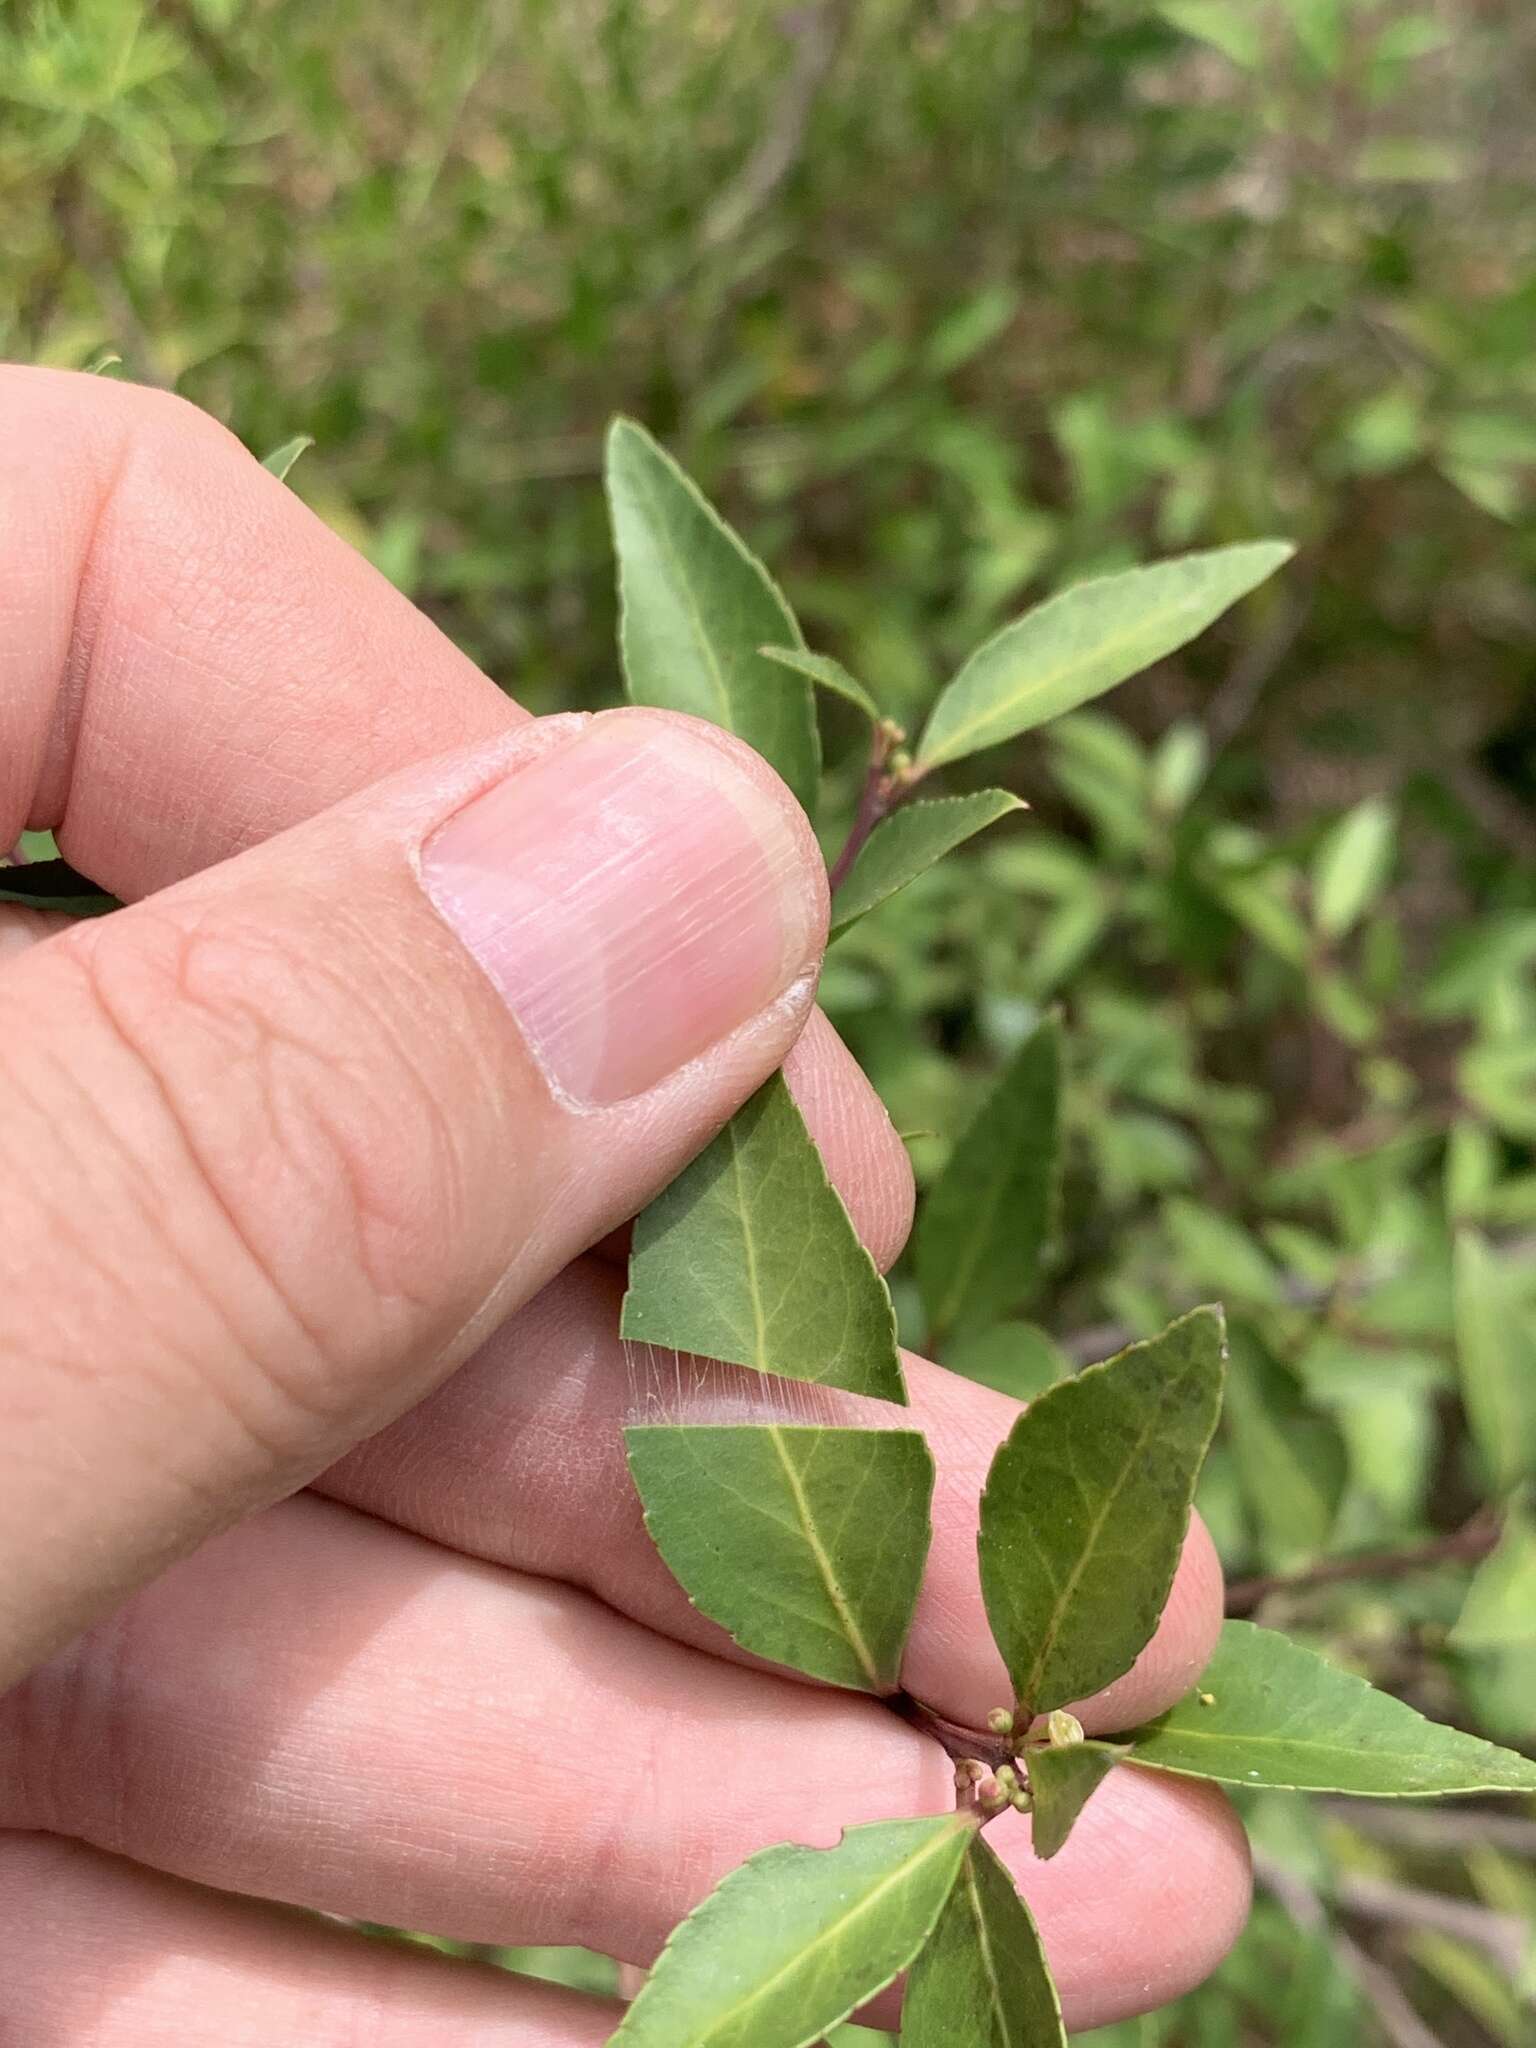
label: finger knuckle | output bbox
[53,901,470,1434]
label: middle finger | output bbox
[319,1254,1225,1736]
[0,1493,1249,2034]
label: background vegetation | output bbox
[4,1,1535,2041]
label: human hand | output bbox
[0,370,1248,2044]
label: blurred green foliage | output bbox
[4,1,1534,2042]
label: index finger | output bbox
[1,367,507,891]
[0,367,912,1261]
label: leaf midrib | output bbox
[962,1851,1018,2047]
[631,456,735,729]
[1139,1719,1528,1769]
[921,552,1283,767]
[927,1029,1047,1334]
[724,1115,770,1369]
[1018,1349,1204,1713]
[766,1424,883,1690]
[837,792,1022,928]
[678,1821,969,2044]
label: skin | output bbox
[0,368,1250,2043]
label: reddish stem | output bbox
[891,1692,1017,1770]
[826,723,918,893]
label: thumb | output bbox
[0,709,826,1684]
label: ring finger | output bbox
[0,1493,1250,2035]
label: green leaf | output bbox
[1456,1642,1536,1749]
[915,543,1293,771]
[945,1322,1070,1403]
[916,1015,1061,1345]
[1422,914,1536,1017]
[261,433,314,483]
[1311,798,1395,940]
[609,1815,974,2048]
[1207,863,1312,970]
[1127,1621,1536,1795]
[1462,1039,1536,1143]
[1026,1740,1124,1860]
[1163,1198,1285,1307]
[1158,0,1263,68]
[1455,1230,1536,1493]
[605,418,819,815]
[831,792,1025,941]
[1312,969,1378,1046]
[901,1835,1066,2048]
[1149,719,1209,816]
[1047,713,1150,857]
[1446,1119,1501,1223]
[923,283,1021,376]
[760,645,882,725]
[1451,1508,1536,1651]
[1024,891,1110,997]
[624,1424,933,1693]
[978,1307,1226,1719]
[621,1074,905,1403]
[0,859,119,918]
[1441,458,1523,522]
[1224,1326,1346,1568]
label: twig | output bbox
[695,4,855,256]
[1225,1507,1502,1617]
[825,722,916,894]
[1065,1229,1536,1369]
[1338,1935,1446,2048]
[1063,1262,1340,1367]
[890,1692,1016,1771]
[1254,1852,1442,2048]
[1204,587,1311,751]
[1324,1803,1536,1859]
[1332,1871,1529,1978]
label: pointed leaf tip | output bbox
[917,542,1294,771]
[609,1814,973,2048]
[760,645,883,724]
[1026,1741,1123,1859]
[621,1074,906,1403]
[979,1305,1226,1718]
[831,790,1025,940]
[261,434,315,483]
[625,1423,933,1693]
[1128,1621,1536,1796]
[604,418,820,813]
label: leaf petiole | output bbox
[825,716,922,893]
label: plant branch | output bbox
[695,3,856,256]
[1066,1228,1536,1369]
[1254,1853,1442,2048]
[1225,1507,1503,1616]
[1333,1870,1528,1978]
[825,721,914,893]
[890,1693,1018,1772]
[1323,1802,1536,1858]
[1204,587,1311,751]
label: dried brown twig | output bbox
[1225,1507,1503,1618]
